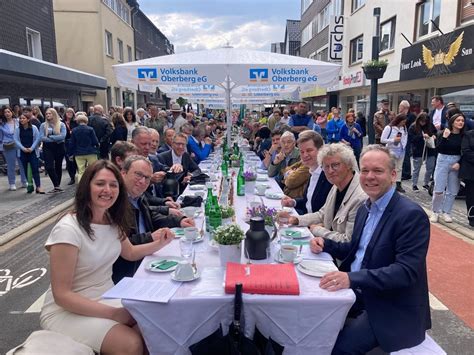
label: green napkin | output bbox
[291,240,309,246]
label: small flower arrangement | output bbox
[221,206,235,219]
[229,154,239,161]
[243,170,257,181]
[214,224,244,245]
[247,205,277,226]
[362,59,388,69]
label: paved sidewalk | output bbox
[0,168,75,240]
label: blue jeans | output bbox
[3,148,26,185]
[432,154,460,214]
[412,155,435,187]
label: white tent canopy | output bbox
[113,46,340,140]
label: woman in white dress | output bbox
[40,159,173,354]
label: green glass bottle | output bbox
[237,163,245,196]
[205,184,213,233]
[233,142,239,156]
[221,157,228,177]
[209,195,222,234]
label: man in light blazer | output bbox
[311,145,431,354]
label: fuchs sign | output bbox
[399,24,474,81]
[329,16,344,62]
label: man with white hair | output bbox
[88,104,113,159]
[287,143,367,242]
[267,130,300,187]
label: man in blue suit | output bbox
[311,145,431,354]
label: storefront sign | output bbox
[329,16,344,62]
[399,24,474,81]
[341,71,364,88]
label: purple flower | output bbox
[247,205,276,226]
[243,171,257,181]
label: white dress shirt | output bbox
[171,150,182,165]
[432,107,444,127]
[305,166,322,213]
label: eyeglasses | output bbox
[133,171,152,183]
[322,162,342,171]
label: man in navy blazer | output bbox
[311,145,431,354]
[281,130,332,214]
[429,95,448,131]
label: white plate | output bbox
[265,191,283,199]
[255,183,270,189]
[171,270,201,282]
[297,260,338,277]
[189,184,205,190]
[256,175,269,181]
[147,257,181,273]
[274,253,303,264]
[257,169,267,174]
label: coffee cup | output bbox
[280,245,298,262]
[182,206,198,218]
[174,260,195,280]
[184,227,198,241]
[255,184,267,195]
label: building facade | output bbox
[0,0,106,111]
[335,0,474,118]
[284,20,301,56]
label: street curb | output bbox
[0,198,74,246]
[422,207,474,240]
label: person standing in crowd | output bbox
[326,108,345,143]
[381,114,408,193]
[374,99,391,144]
[1,106,27,190]
[145,105,166,144]
[23,106,41,129]
[429,95,448,131]
[281,130,332,214]
[399,100,417,181]
[14,114,44,194]
[267,109,280,131]
[69,115,99,182]
[88,105,113,159]
[40,108,67,193]
[311,145,431,354]
[170,103,186,132]
[268,131,300,188]
[340,113,363,164]
[355,111,367,147]
[286,143,366,242]
[109,112,128,147]
[188,125,212,163]
[311,112,322,134]
[135,107,148,126]
[288,102,314,138]
[460,127,474,227]
[316,110,328,143]
[63,108,78,185]
[430,113,465,223]
[123,108,138,141]
[276,109,291,130]
[40,160,174,354]
[408,113,437,192]
[32,106,45,123]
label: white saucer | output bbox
[190,184,206,190]
[191,234,204,243]
[265,191,283,199]
[256,175,269,181]
[171,270,201,282]
[296,260,338,277]
[274,253,303,264]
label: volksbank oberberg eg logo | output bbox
[250,68,317,84]
[249,69,269,82]
[138,68,158,81]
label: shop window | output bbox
[316,47,328,61]
[26,28,42,60]
[416,0,441,39]
[350,35,363,64]
[127,45,132,62]
[136,49,143,60]
[115,87,121,106]
[301,22,313,46]
[117,39,124,62]
[351,0,366,13]
[380,17,396,52]
[301,0,314,15]
[105,31,113,57]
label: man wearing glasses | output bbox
[112,155,194,283]
[286,143,367,243]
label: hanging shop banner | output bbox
[328,16,344,62]
[399,24,474,81]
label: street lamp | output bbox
[367,7,381,144]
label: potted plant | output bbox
[229,154,240,167]
[221,206,235,225]
[247,205,277,235]
[214,224,244,266]
[243,170,257,193]
[362,59,388,80]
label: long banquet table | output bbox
[122,152,355,355]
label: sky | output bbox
[139,0,301,53]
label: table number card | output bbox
[225,262,300,295]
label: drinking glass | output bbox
[179,237,194,259]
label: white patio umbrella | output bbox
[113,46,340,141]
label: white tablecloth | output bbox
[123,153,355,355]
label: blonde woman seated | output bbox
[285,143,367,242]
[40,160,173,354]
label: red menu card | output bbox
[224,262,300,295]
